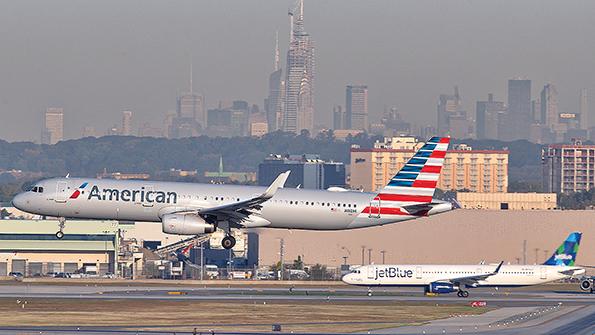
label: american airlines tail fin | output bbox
[375,137,450,204]
[543,232,582,266]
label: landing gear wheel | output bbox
[56,217,66,239]
[221,235,236,249]
[459,290,469,298]
[367,289,373,297]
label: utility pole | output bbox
[279,238,285,281]
[342,256,348,265]
[543,249,549,263]
[534,248,540,265]
[200,240,204,281]
[361,246,365,266]
[380,250,386,264]
[522,240,527,265]
[367,248,373,265]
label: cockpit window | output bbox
[38,187,44,193]
[30,186,44,193]
[31,187,38,192]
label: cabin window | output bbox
[306,202,309,205]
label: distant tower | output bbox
[171,65,205,138]
[121,110,132,136]
[502,79,532,141]
[266,32,284,132]
[580,88,588,129]
[345,85,368,130]
[42,107,64,145]
[282,0,315,135]
[540,83,558,127]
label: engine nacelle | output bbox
[580,277,594,292]
[428,282,459,294]
[162,213,216,235]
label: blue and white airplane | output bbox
[343,232,585,297]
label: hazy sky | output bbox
[1,0,594,142]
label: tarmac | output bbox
[0,281,592,334]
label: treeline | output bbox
[0,131,378,179]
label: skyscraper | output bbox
[121,110,132,136]
[476,94,506,140]
[332,105,345,130]
[436,86,470,138]
[171,66,205,138]
[266,32,284,133]
[42,107,64,145]
[502,79,532,140]
[580,88,588,129]
[345,85,368,130]
[540,83,558,127]
[282,0,315,135]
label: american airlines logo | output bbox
[86,185,178,204]
[554,254,573,261]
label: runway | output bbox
[0,281,592,334]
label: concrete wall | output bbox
[256,210,595,272]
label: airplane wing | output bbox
[194,171,290,227]
[439,261,504,287]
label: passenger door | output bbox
[55,181,68,203]
[367,266,375,280]
[540,267,547,280]
[415,266,423,279]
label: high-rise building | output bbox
[542,142,595,193]
[282,0,315,135]
[580,88,588,129]
[476,94,506,140]
[540,83,558,127]
[121,110,132,136]
[350,137,508,193]
[170,66,205,138]
[265,32,284,133]
[502,79,532,141]
[436,86,470,138]
[332,105,345,130]
[345,85,368,130]
[42,108,64,145]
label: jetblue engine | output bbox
[162,213,216,235]
[580,277,594,292]
[428,282,459,294]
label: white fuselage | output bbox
[12,177,453,230]
[343,264,585,287]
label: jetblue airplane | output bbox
[12,137,454,249]
[342,232,585,297]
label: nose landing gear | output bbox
[56,217,66,239]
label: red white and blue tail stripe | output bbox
[377,136,450,205]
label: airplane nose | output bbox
[12,193,26,210]
[341,273,353,284]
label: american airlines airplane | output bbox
[12,137,454,249]
[342,232,585,297]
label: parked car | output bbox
[205,265,219,279]
[8,272,23,278]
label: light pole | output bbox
[380,250,386,264]
[360,246,365,266]
[367,248,372,265]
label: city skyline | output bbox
[1,0,594,142]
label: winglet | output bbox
[262,170,291,199]
[494,261,504,274]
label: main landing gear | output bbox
[221,234,236,250]
[457,290,469,298]
[56,217,66,239]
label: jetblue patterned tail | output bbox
[543,232,582,266]
[376,136,450,204]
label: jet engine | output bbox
[162,213,216,235]
[427,282,459,294]
[580,277,594,292]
